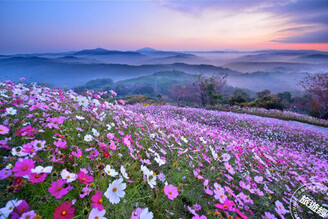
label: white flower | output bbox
[60,169,77,183]
[11,147,28,157]
[76,115,85,120]
[106,124,112,130]
[147,171,157,188]
[92,128,100,137]
[140,208,153,219]
[141,165,150,176]
[88,208,106,219]
[5,107,17,115]
[104,165,118,177]
[84,134,93,142]
[0,199,22,218]
[78,97,89,107]
[31,166,53,174]
[154,155,165,166]
[120,166,129,179]
[104,178,126,204]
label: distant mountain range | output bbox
[0,47,327,91]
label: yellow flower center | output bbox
[57,187,62,191]
[22,167,27,171]
[113,187,117,192]
[82,178,86,181]
[107,170,110,174]
[61,211,66,216]
[99,199,103,203]
[35,174,40,178]
[67,175,70,179]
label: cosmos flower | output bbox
[20,210,37,219]
[0,168,12,179]
[80,186,93,198]
[221,153,231,162]
[0,125,9,135]
[61,169,77,183]
[120,166,129,179]
[215,199,234,211]
[254,176,264,184]
[224,162,235,175]
[104,165,118,177]
[104,178,126,204]
[78,172,94,185]
[5,107,17,115]
[0,199,22,218]
[84,134,93,142]
[53,202,75,219]
[88,208,106,219]
[28,173,47,184]
[48,179,73,199]
[131,207,153,219]
[31,165,53,174]
[164,184,179,200]
[91,191,104,211]
[12,159,35,177]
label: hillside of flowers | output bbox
[213,106,328,127]
[0,80,328,219]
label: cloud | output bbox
[277,26,316,33]
[272,29,328,43]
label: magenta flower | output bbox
[12,159,35,177]
[0,125,9,135]
[164,184,179,200]
[215,199,234,211]
[91,191,104,211]
[28,173,47,184]
[78,172,93,185]
[48,179,73,199]
[11,200,29,219]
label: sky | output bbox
[0,0,328,54]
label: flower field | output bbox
[218,106,328,127]
[0,80,327,219]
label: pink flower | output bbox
[224,162,235,175]
[72,149,82,158]
[254,176,263,184]
[12,159,35,177]
[54,140,67,149]
[80,186,92,198]
[29,173,47,184]
[118,99,125,105]
[48,179,73,199]
[164,184,179,200]
[109,140,117,150]
[78,172,93,185]
[91,191,104,211]
[0,125,9,135]
[0,168,12,179]
[215,199,234,211]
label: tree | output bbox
[194,74,227,106]
[257,89,271,98]
[169,83,200,104]
[134,86,155,96]
[300,72,328,119]
[229,89,249,105]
